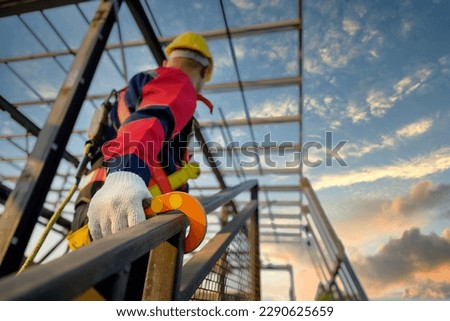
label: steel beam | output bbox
[198,115,300,128]
[10,76,301,107]
[0,19,300,63]
[161,18,301,43]
[0,0,122,276]
[191,143,301,153]
[125,0,165,65]
[200,167,301,175]
[0,0,88,17]
[191,185,300,192]
[0,95,79,167]
[0,182,71,230]
[204,76,301,93]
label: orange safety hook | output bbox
[144,192,207,253]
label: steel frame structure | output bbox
[0,0,368,300]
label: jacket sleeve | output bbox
[101,67,197,185]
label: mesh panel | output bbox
[190,214,260,301]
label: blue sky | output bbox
[0,0,449,300]
[303,0,450,299]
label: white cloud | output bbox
[342,117,432,159]
[330,120,341,130]
[34,82,59,100]
[250,97,297,118]
[381,135,395,147]
[366,67,433,117]
[396,118,433,138]
[346,102,368,123]
[438,55,450,66]
[304,96,327,118]
[231,0,256,10]
[286,60,297,73]
[214,51,233,70]
[355,4,367,18]
[369,49,379,58]
[361,28,383,45]
[314,146,450,190]
[193,2,202,9]
[401,19,413,35]
[233,43,246,60]
[324,96,333,105]
[267,45,289,61]
[343,18,360,36]
[303,57,324,74]
[366,89,395,117]
[394,68,432,98]
[438,55,450,76]
[344,140,388,158]
[319,42,358,69]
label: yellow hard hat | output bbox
[165,32,213,82]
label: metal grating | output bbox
[191,214,259,301]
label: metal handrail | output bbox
[300,177,368,301]
[0,180,259,300]
[0,213,186,300]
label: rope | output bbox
[17,142,94,274]
[17,182,79,274]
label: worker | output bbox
[72,32,213,240]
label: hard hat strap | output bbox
[169,49,209,68]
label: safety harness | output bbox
[66,87,213,251]
[78,87,213,197]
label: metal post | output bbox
[143,231,185,300]
[249,185,260,300]
[0,0,122,276]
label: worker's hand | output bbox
[87,171,151,240]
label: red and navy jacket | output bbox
[99,66,211,192]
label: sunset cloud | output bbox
[314,147,450,190]
[402,279,450,299]
[332,181,450,247]
[353,228,450,299]
[389,181,450,214]
[357,228,450,282]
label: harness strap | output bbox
[80,167,107,190]
[197,94,214,113]
[117,90,131,124]
[149,165,172,194]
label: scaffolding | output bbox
[0,0,367,300]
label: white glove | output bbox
[87,171,151,240]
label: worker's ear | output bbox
[200,66,207,79]
[162,60,168,67]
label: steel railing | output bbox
[0,180,260,301]
[300,177,368,301]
